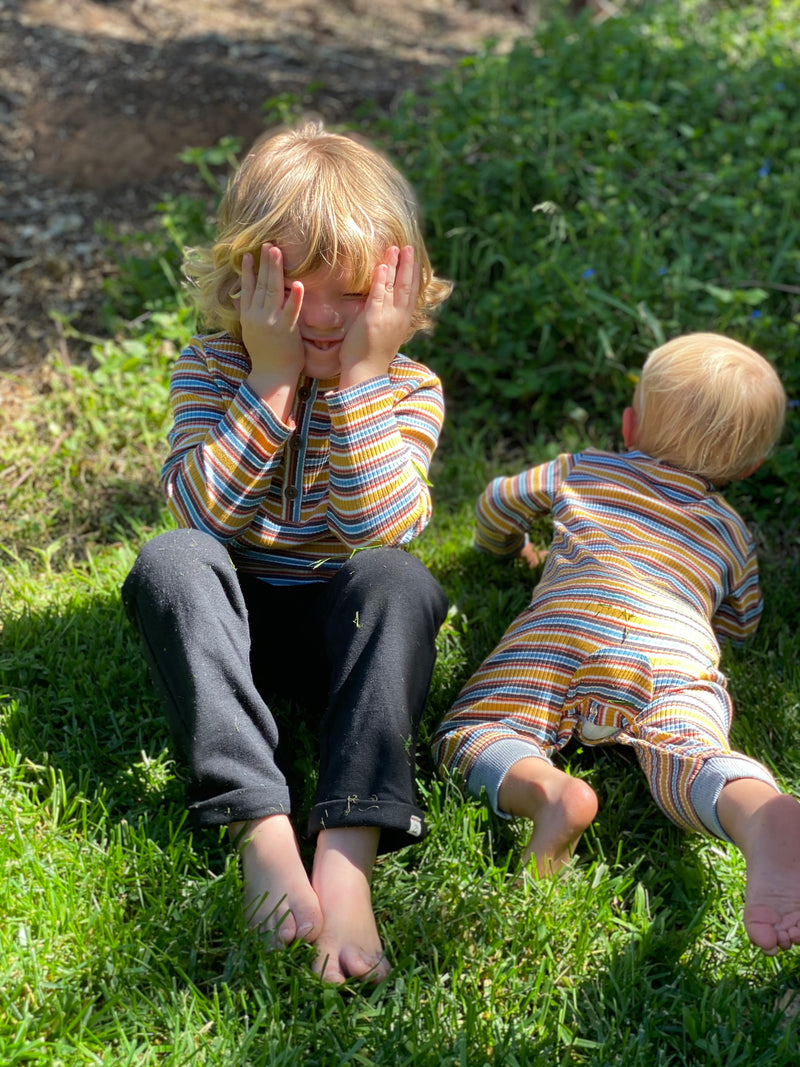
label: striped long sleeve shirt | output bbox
[476,449,762,664]
[160,333,444,583]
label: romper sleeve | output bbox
[324,360,444,549]
[160,338,292,541]
[475,453,575,557]
[712,545,763,645]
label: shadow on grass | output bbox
[380,763,800,1063]
[0,581,322,863]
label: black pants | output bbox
[121,529,448,853]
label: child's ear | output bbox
[733,458,764,481]
[622,406,638,448]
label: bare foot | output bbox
[718,781,800,955]
[498,757,599,878]
[229,815,324,948]
[310,826,390,985]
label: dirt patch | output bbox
[0,0,536,374]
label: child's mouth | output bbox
[305,338,341,351]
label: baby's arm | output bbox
[475,454,574,558]
[713,548,763,644]
[325,365,444,548]
[324,246,440,548]
[161,338,292,540]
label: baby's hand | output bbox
[338,245,419,387]
[519,540,549,569]
[239,244,305,383]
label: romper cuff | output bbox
[467,738,548,818]
[690,755,779,842]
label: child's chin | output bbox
[303,354,341,380]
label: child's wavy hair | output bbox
[633,332,786,484]
[185,121,452,341]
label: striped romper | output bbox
[432,449,778,840]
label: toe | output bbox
[312,949,347,985]
[340,949,390,983]
[744,905,781,953]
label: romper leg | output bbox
[628,679,777,838]
[121,528,292,826]
[432,606,578,816]
[307,547,448,853]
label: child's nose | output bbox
[303,296,341,328]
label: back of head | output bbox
[187,121,451,338]
[633,333,786,484]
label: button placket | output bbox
[283,384,312,514]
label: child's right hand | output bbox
[519,540,549,569]
[239,244,305,390]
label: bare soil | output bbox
[0,0,535,378]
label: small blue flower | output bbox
[750,309,763,319]
[758,160,771,177]
[787,399,800,409]
[776,82,786,91]
[581,267,595,279]
[657,266,668,276]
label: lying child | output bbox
[433,332,800,955]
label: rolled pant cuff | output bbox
[308,798,428,854]
[186,789,291,829]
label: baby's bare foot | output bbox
[230,815,323,947]
[311,826,390,984]
[499,757,598,878]
[521,776,598,877]
[740,794,800,955]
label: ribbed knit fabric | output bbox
[433,449,775,839]
[161,333,444,582]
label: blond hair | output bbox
[185,121,452,340]
[633,333,786,484]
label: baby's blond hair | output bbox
[633,333,786,484]
[185,121,452,340]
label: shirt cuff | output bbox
[230,380,294,451]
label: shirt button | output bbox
[284,486,298,500]
[289,435,302,451]
[298,386,311,400]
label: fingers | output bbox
[241,244,282,309]
[253,243,282,305]
[372,245,418,308]
[382,246,400,293]
[240,251,256,306]
[240,243,303,327]
[391,245,418,299]
[284,279,304,329]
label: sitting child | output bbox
[433,332,800,956]
[123,122,451,983]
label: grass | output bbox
[3,0,800,1063]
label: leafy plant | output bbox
[392,0,800,468]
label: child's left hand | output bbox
[338,245,419,387]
